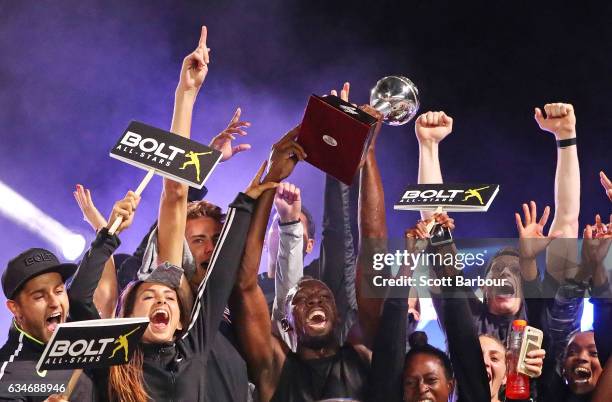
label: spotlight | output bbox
[60,233,87,261]
[581,299,593,331]
[0,180,86,261]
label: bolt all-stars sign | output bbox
[394,184,500,212]
[110,121,222,189]
[37,318,149,371]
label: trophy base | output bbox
[297,94,377,185]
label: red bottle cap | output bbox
[512,319,527,330]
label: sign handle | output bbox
[108,169,155,235]
[61,368,83,399]
[425,206,445,233]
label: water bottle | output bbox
[506,319,530,400]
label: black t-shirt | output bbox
[271,344,369,402]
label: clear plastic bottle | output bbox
[505,319,530,400]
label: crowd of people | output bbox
[0,26,610,402]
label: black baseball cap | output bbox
[2,248,78,299]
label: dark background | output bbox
[0,0,610,340]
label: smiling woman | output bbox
[403,332,455,402]
[562,331,603,395]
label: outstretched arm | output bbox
[157,26,210,269]
[69,192,140,321]
[415,111,453,221]
[320,83,358,342]
[271,183,304,345]
[366,225,426,402]
[515,201,562,281]
[155,27,210,314]
[181,162,277,363]
[73,184,120,318]
[600,171,612,203]
[535,103,580,282]
[355,107,386,347]
[229,128,305,401]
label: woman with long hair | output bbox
[69,160,279,402]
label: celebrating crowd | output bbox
[0,27,610,402]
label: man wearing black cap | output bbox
[2,249,76,346]
[0,192,139,401]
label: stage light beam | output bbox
[0,180,86,260]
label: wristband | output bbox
[557,137,577,148]
[279,219,300,227]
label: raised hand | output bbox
[515,201,562,259]
[265,126,306,182]
[244,161,279,199]
[534,103,576,140]
[106,191,141,235]
[73,184,107,231]
[209,107,252,162]
[177,26,210,93]
[582,214,612,267]
[601,171,612,202]
[273,182,301,223]
[330,82,350,103]
[415,111,453,145]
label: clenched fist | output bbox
[415,111,453,145]
[534,103,576,140]
[274,182,302,223]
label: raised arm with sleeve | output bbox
[312,83,358,342]
[318,175,357,343]
[179,191,256,357]
[366,292,408,402]
[271,183,305,348]
[443,286,493,402]
[73,183,120,318]
[68,229,121,321]
[69,192,140,321]
[366,230,426,402]
[272,222,304,326]
[428,234,492,402]
[534,103,580,284]
[415,111,453,221]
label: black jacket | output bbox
[69,192,255,402]
[0,323,96,402]
[0,231,121,402]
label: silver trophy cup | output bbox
[369,76,420,126]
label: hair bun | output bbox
[408,331,429,348]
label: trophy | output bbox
[297,76,419,184]
[369,75,420,126]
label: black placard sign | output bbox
[394,183,500,212]
[110,121,222,189]
[36,318,148,371]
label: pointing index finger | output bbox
[198,26,208,50]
